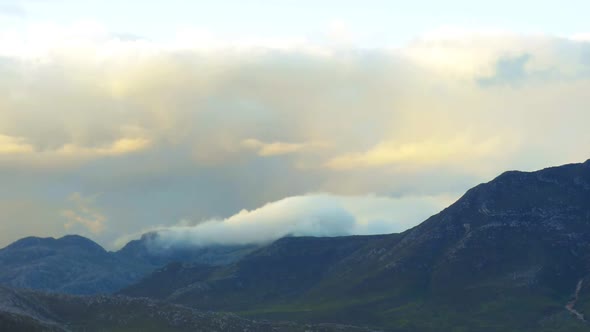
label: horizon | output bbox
[1,0,590,250]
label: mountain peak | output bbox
[57,235,105,252]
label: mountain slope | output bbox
[116,232,259,268]
[120,159,590,331]
[0,286,375,332]
[122,235,388,306]
[0,235,141,294]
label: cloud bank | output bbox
[0,24,590,248]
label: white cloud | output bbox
[144,193,454,248]
[56,138,150,157]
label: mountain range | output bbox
[1,159,590,331]
[0,232,258,294]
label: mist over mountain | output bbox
[2,1,589,331]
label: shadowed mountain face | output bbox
[120,160,590,331]
[0,233,258,295]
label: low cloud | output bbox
[143,193,454,248]
[56,137,150,157]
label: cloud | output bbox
[0,2,26,18]
[138,193,453,248]
[570,33,590,42]
[0,134,150,169]
[1,26,590,248]
[477,54,532,86]
[325,20,356,45]
[241,138,307,156]
[62,193,107,235]
[56,138,150,157]
[0,134,34,154]
[240,138,327,156]
[324,135,508,170]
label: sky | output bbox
[0,0,589,249]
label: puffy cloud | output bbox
[140,193,453,248]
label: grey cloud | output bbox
[478,54,532,86]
